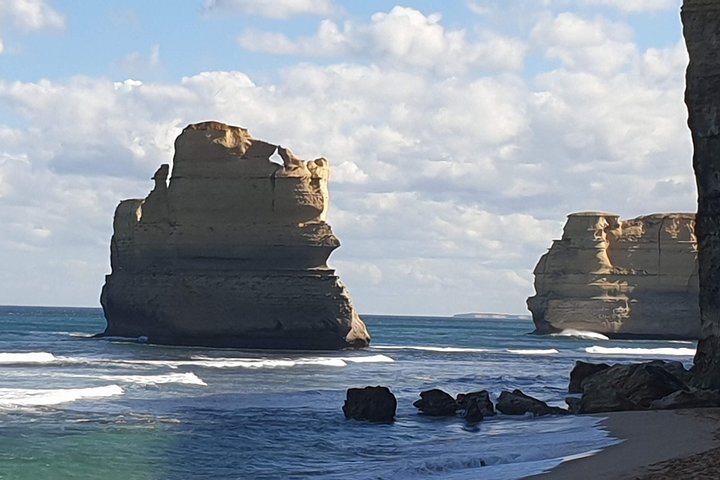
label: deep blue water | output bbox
[0,307,697,479]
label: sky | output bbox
[0,0,694,315]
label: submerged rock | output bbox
[527,212,699,339]
[496,389,567,416]
[343,386,397,422]
[100,121,370,349]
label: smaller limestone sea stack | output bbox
[100,121,370,349]
[528,212,699,339]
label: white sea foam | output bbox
[552,329,610,341]
[374,345,489,353]
[156,356,356,369]
[0,352,57,364]
[179,354,394,369]
[585,346,696,356]
[0,385,124,407]
[98,372,207,386]
[507,349,560,355]
[1,351,392,371]
[342,354,394,363]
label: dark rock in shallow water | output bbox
[413,389,460,417]
[565,396,582,414]
[496,389,567,416]
[568,361,610,393]
[457,391,496,419]
[578,361,689,413]
[343,386,396,422]
[463,399,485,423]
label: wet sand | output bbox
[525,408,720,479]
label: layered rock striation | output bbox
[100,121,370,349]
[683,0,720,388]
[527,212,699,338]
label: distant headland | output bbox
[452,313,531,320]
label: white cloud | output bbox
[531,12,637,75]
[0,0,63,54]
[203,0,335,19]
[582,0,678,13]
[239,6,527,74]
[0,6,696,314]
[239,19,348,56]
[0,0,64,30]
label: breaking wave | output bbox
[96,372,207,386]
[506,349,560,355]
[0,385,124,408]
[0,352,57,364]
[0,351,393,370]
[552,329,610,341]
[112,354,396,370]
[374,345,489,353]
[343,354,395,364]
[585,346,696,356]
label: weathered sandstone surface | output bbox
[100,121,370,349]
[683,0,720,388]
[566,360,720,414]
[527,212,699,339]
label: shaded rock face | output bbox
[683,1,720,389]
[343,386,396,422]
[412,389,498,423]
[576,362,688,413]
[456,391,496,420]
[413,389,460,417]
[100,121,370,349]
[568,361,610,394]
[496,389,567,416]
[527,212,699,339]
[564,360,720,414]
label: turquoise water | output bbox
[0,306,697,479]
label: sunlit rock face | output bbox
[527,212,699,339]
[683,0,720,387]
[100,121,370,350]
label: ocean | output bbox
[0,306,697,480]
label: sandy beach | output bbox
[526,408,720,479]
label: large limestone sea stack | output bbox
[527,212,699,339]
[100,121,370,349]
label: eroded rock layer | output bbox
[100,121,370,349]
[527,212,699,338]
[683,0,720,387]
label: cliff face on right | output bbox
[527,212,700,339]
[683,0,720,388]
